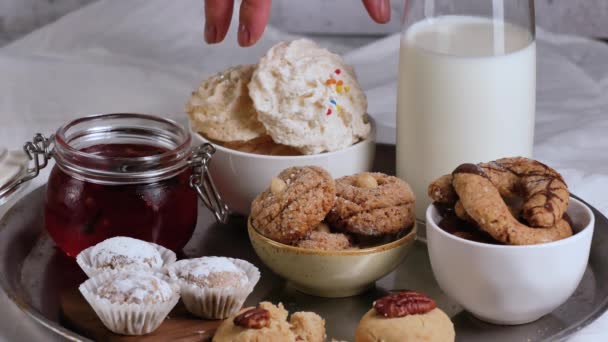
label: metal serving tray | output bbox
[1,146,607,341]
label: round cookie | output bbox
[250,166,336,244]
[289,311,326,342]
[355,307,455,342]
[212,302,326,342]
[213,302,296,342]
[187,64,266,142]
[327,173,415,236]
[295,230,354,251]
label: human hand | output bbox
[204,0,391,47]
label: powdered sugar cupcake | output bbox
[79,271,180,335]
[167,256,260,319]
[76,236,177,277]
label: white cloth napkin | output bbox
[0,1,607,340]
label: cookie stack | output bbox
[250,166,416,250]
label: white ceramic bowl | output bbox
[426,197,594,325]
[190,119,376,215]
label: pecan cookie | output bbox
[213,302,326,342]
[250,166,335,244]
[356,292,454,342]
[327,173,415,236]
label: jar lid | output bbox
[0,148,31,205]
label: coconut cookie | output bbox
[327,173,415,236]
[248,39,370,155]
[250,166,336,244]
[187,64,266,142]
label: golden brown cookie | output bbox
[295,230,354,251]
[212,302,326,342]
[250,166,336,244]
[327,173,415,236]
[428,157,569,228]
[452,164,572,245]
[212,302,295,341]
[428,174,458,205]
[355,292,454,342]
[289,311,326,342]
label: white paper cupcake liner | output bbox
[167,258,261,319]
[76,242,177,278]
[79,271,180,336]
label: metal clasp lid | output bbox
[0,134,53,203]
[189,143,230,224]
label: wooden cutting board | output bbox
[60,289,224,342]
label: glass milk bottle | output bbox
[396,0,536,221]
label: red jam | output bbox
[45,144,198,257]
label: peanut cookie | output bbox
[295,230,354,251]
[250,166,335,244]
[327,173,415,236]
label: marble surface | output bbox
[1,0,608,47]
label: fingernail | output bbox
[205,22,217,43]
[378,0,390,21]
[238,23,251,46]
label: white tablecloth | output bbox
[0,0,607,341]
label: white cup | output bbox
[426,197,594,325]
[190,119,376,215]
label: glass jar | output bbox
[396,0,536,221]
[14,114,228,257]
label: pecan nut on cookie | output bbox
[250,166,336,244]
[451,164,572,245]
[429,157,569,228]
[327,173,415,236]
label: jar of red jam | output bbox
[14,114,228,257]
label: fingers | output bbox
[362,0,391,23]
[204,0,235,44]
[238,0,272,47]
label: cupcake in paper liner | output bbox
[76,236,177,278]
[166,257,260,319]
[79,270,180,335]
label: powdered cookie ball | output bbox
[327,173,415,236]
[167,257,260,319]
[96,272,175,305]
[249,39,370,154]
[76,236,176,277]
[250,166,335,244]
[171,257,249,288]
[187,64,266,142]
[79,271,180,335]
